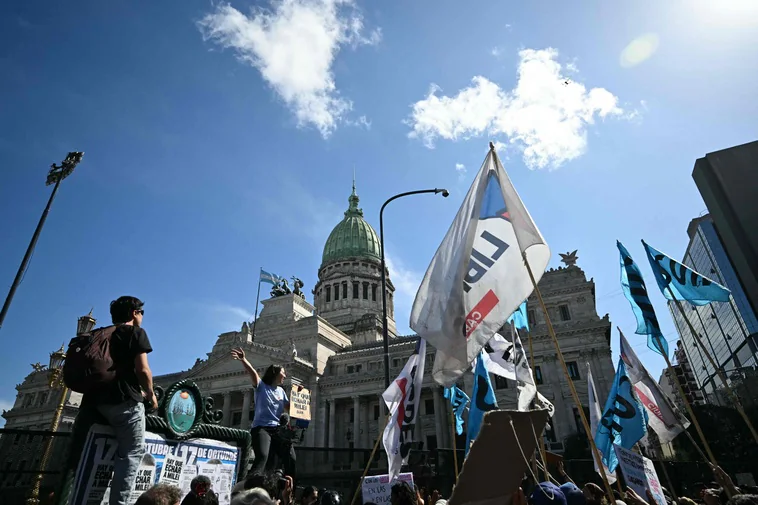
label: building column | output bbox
[352,396,361,448]
[222,392,231,428]
[241,389,252,430]
[432,386,444,450]
[305,382,318,447]
[328,399,337,449]
[361,399,370,449]
[414,390,424,449]
[317,392,327,448]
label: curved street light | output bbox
[380,188,449,389]
[0,152,85,332]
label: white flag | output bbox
[382,339,426,482]
[410,147,550,386]
[483,326,554,416]
[619,330,689,444]
[484,331,534,386]
[588,363,618,484]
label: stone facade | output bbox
[0,185,617,484]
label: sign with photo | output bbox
[69,425,240,505]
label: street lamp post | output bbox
[26,311,96,505]
[380,189,449,389]
[0,152,85,332]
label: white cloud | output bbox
[455,162,466,173]
[406,48,633,170]
[384,254,421,334]
[198,0,380,138]
[491,47,501,57]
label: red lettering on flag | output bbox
[635,385,664,423]
[465,290,499,339]
[396,378,408,428]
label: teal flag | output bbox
[642,240,730,306]
[506,301,530,331]
[594,359,649,472]
[618,241,668,357]
[444,386,470,436]
[466,352,498,455]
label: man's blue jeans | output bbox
[96,400,145,505]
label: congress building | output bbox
[0,185,616,494]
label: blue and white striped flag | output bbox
[260,269,282,285]
[617,241,668,357]
[642,240,730,306]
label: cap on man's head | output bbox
[529,482,566,505]
[559,483,585,505]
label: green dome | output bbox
[322,185,381,267]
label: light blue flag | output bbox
[506,301,530,332]
[594,359,649,473]
[642,240,731,306]
[617,241,668,357]
[444,386,470,436]
[260,269,282,285]
[466,352,498,455]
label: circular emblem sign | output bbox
[166,388,197,433]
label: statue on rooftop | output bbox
[559,250,579,267]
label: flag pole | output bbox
[526,328,549,482]
[350,416,389,505]
[656,335,717,465]
[252,268,263,340]
[668,289,758,444]
[449,407,459,483]
[521,251,616,503]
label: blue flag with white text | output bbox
[444,386,470,436]
[260,269,282,285]
[507,301,530,332]
[594,359,649,473]
[466,352,498,455]
[617,241,668,357]
[642,240,731,306]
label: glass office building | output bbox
[669,214,758,404]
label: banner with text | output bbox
[361,473,414,505]
[69,424,240,505]
[290,386,311,421]
[613,445,667,505]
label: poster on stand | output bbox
[69,425,241,505]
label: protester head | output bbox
[303,486,319,505]
[180,476,219,505]
[110,295,145,325]
[319,490,342,505]
[135,484,183,505]
[262,365,286,386]
[237,471,279,499]
[529,482,566,505]
[560,483,586,505]
[582,483,605,505]
[232,489,276,505]
[391,482,418,505]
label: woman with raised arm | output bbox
[231,347,296,477]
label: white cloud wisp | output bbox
[198,0,380,138]
[407,48,632,170]
[385,253,422,335]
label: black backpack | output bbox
[63,325,118,394]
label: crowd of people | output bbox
[63,296,758,505]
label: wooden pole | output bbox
[449,407,459,483]
[526,328,549,482]
[350,417,388,505]
[522,252,615,503]
[669,289,758,444]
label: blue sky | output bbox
[1,0,757,423]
